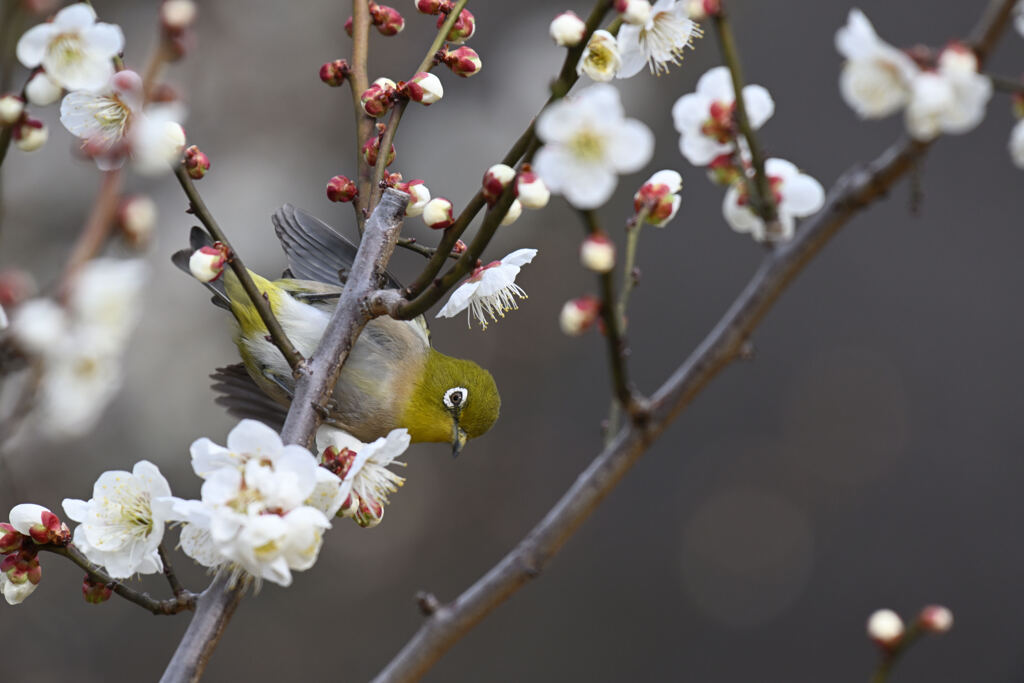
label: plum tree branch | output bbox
[158,188,409,683]
[369,2,1016,678]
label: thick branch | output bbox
[174,165,305,373]
[159,188,409,683]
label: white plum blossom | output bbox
[16,3,124,92]
[672,65,774,166]
[10,258,147,438]
[867,608,905,646]
[1009,119,1024,169]
[834,9,920,119]
[722,158,825,242]
[617,0,701,78]
[577,30,621,82]
[534,84,653,209]
[315,427,411,527]
[167,420,332,587]
[62,461,173,579]
[437,248,538,329]
[60,70,186,174]
[904,45,991,142]
[634,169,683,227]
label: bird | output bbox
[172,204,499,455]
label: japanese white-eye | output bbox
[173,204,499,455]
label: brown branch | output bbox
[56,170,124,297]
[40,544,196,616]
[350,0,374,233]
[159,544,188,599]
[711,4,779,236]
[158,188,409,683]
[173,164,306,373]
[370,4,1016,677]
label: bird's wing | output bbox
[171,226,231,310]
[210,363,288,431]
[272,204,403,290]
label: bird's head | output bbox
[402,350,500,456]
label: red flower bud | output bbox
[361,136,395,167]
[319,59,350,87]
[344,15,353,37]
[441,45,482,78]
[439,8,475,43]
[82,576,113,604]
[326,175,358,203]
[370,3,405,35]
[184,144,210,179]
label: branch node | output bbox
[416,591,441,616]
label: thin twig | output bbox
[579,209,640,418]
[40,544,196,615]
[159,544,188,599]
[396,236,459,260]
[868,624,923,683]
[987,72,1024,94]
[173,165,306,373]
[56,170,124,297]
[368,0,469,210]
[711,5,779,234]
[605,211,647,440]
[370,3,1017,676]
[350,0,373,233]
[159,189,409,683]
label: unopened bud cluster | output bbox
[476,162,550,228]
[346,2,405,37]
[1,94,49,152]
[1,505,71,605]
[439,45,481,78]
[361,77,398,118]
[184,145,210,179]
[326,175,358,203]
[416,2,476,43]
[319,59,350,87]
[362,134,396,167]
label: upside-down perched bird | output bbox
[173,204,499,455]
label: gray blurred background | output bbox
[2,0,1024,681]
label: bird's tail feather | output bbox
[210,363,288,431]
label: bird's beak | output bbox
[451,419,468,458]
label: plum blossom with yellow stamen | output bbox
[437,249,538,329]
[577,30,622,82]
[616,0,701,78]
[534,84,653,209]
[16,3,124,92]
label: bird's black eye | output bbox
[444,386,468,410]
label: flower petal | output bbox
[9,504,48,534]
[15,24,54,68]
[53,3,97,31]
[82,22,125,57]
[781,173,825,217]
[226,419,284,458]
[608,118,654,173]
[742,85,775,129]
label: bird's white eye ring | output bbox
[444,387,468,410]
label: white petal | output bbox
[835,9,877,61]
[532,144,575,193]
[615,25,646,79]
[608,118,654,173]
[722,184,763,234]
[562,162,619,209]
[1009,119,1024,169]
[681,133,730,167]
[574,83,626,121]
[2,574,38,605]
[82,22,125,57]
[180,523,223,567]
[671,93,712,133]
[646,169,682,192]
[437,280,481,318]
[315,426,366,455]
[536,98,581,144]
[9,503,48,534]
[500,248,538,268]
[781,173,825,217]
[697,66,735,101]
[62,498,90,522]
[190,438,240,478]
[132,460,172,499]
[53,3,97,30]
[226,419,284,458]
[742,85,775,129]
[15,24,54,68]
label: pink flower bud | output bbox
[327,175,359,203]
[707,154,740,186]
[416,0,446,14]
[701,0,720,17]
[0,94,25,125]
[618,0,651,25]
[25,71,61,106]
[559,295,601,336]
[482,163,516,205]
[441,45,482,78]
[397,179,430,216]
[634,170,682,227]
[319,59,350,87]
[918,605,953,634]
[360,77,397,118]
[423,197,454,229]
[321,445,358,479]
[344,16,353,37]
[452,239,467,255]
[13,118,46,152]
[517,169,550,209]
[3,549,41,585]
[370,3,405,35]
[866,609,904,648]
[440,8,475,43]
[0,524,23,554]
[549,11,586,47]
[118,195,157,247]
[361,135,395,167]
[499,199,523,227]
[82,576,112,604]
[580,233,616,273]
[403,71,443,105]
[161,0,197,32]
[189,243,229,283]
[355,497,384,528]
[184,144,210,179]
